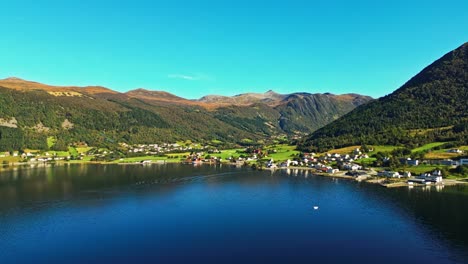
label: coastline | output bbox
[1,161,467,188]
[264,166,468,188]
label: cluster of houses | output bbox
[183,152,224,165]
[120,142,215,155]
[408,170,444,184]
[0,151,84,162]
[265,149,369,175]
[377,170,412,178]
[315,149,370,163]
[399,158,467,167]
[377,169,444,184]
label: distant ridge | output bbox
[0,77,118,95]
[0,76,371,150]
[198,90,287,106]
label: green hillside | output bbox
[299,42,468,152]
[0,79,371,151]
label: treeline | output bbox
[299,42,468,152]
[0,87,264,151]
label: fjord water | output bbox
[0,164,467,263]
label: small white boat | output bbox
[313,206,319,210]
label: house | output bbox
[315,164,326,169]
[447,149,463,153]
[417,174,443,183]
[439,159,456,166]
[346,171,366,177]
[344,163,362,171]
[460,159,468,166]
[327,168,340,174]
[378,171,401,178]
[403,171,412,178]
[426,176,443,183]
[290,160,299,166]
[267,161,277,169]
[400,158,419,166]
[408,178,426,184]
[416,170,443,183]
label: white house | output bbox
[327,168,340,174]
[460,159,468,165]
[407,159,419,166]
[354,148,362,155]
[344,163,362,171]
[417,170,444,183]
[379,171,401,178]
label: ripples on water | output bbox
[0,163,467,264]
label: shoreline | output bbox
[264,166,468,188]
[1,162,467,188]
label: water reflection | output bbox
[0,164,247,211]
[0,164,467,264]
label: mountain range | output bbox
[299,42,468,152]
[0,77,371,151]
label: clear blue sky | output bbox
[0,0,467,99]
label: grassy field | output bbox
[355,157,377,165]
[47,136,56,148]
[210,149,245,160]
[0,156,21,163]
[76,147,93,154]
[408,126,453,136]
[68,147,79,156]
[48,150,69,157]
[113,155,186,163]
[323,145,402,155]
[404,164,442,174]
[322,145,360,155]
[422,144,466,159]
[412,142,446,153]
[23,149,40,153]
[369,145,402,154]
[425,151,463,159]
[264,144,299,161]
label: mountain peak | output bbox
[2,77,26,81]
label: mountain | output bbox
[0,77,118,95]
[198,90,287,106]
[299,42,468,152]
[130,90,372,136]
[0,77,371,151]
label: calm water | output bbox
[0,164,468,264]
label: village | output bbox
[1,141,467,188]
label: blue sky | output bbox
[0,0,467,99]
